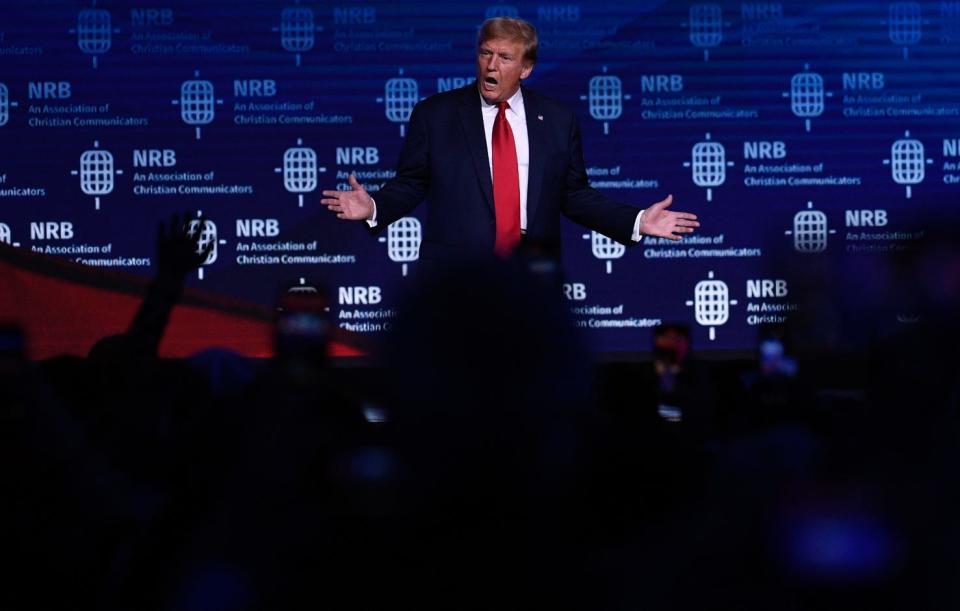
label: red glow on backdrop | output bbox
[0,244,365,360]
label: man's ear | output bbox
[520,63,534,80]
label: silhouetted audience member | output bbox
[650,323,717,441]
[737,324,810,434]
[4,325,166,611]
[144,282,380,611]
[20,214,213,611]
[7,213,960,611]
[375,256,602,609]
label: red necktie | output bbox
[492,101,520,257]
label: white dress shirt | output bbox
[479,89,643,240]
[480,87,530,231]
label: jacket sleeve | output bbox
[367,101,431,233]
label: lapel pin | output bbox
[537,115,544,121]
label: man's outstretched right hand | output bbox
[321,174,375,221]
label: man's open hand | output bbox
[640,195,700,241]
[321,174,375,221]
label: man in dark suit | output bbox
[322,17,699,263]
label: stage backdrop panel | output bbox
[1,1,957,355]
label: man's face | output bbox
[476,37,533,105]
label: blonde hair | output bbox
[477,17,539,65]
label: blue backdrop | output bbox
[2,0,957,354]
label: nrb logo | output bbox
[187,211,227,281]
[579,67,630,136]
[883,130,932,199]
[0,223,17,247]
[172,71,223,140]
[683,4,727,61]
[582,231,624,274]
[71,140,123,211]
[784,202,836,253]
[379,217,420,277]
[683,132,734,202]
[275,138,326,207]
[377,69,421,137]
[782,64,832,133]
[887,2,924,59]
[273,4,323,67]
[685,271,738,341]
[70,1,119,69]
[0,83,20,127]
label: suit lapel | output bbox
[522,86,545,232]
[456,86,495,216]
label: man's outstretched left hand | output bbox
[640,195,700,241]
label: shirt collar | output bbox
[479,86,525,119]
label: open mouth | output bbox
[484,76,498,87]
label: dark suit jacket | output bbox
[372,83,641,263]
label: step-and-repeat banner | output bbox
[2,1,957,353]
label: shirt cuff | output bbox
[631,209,645,242]
[365,197,378,228]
